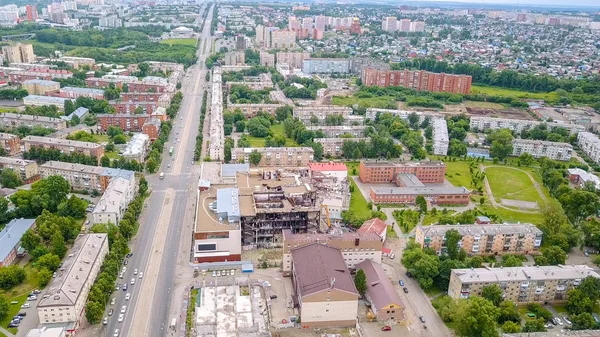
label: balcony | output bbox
[521,282,529,288]
[535,287,545,294]
[556,285,566,292]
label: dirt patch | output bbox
[465,107,535,120]
[500,199,539,210]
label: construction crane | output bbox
[320,204,331,231]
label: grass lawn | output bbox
[0,108,17,113]
[477,204,542,225]
[422,212,442,226]
[518,306,538,321]
[346,161,360,175]
[160,38,197,46]
[386,225,398,239]
[95,134,111,143]
[424,285,443,298]
[464,100,505,109]
[0,265,41,332]
[443,160,474,188]
[349,178,371,219]
[471,85,554,101]
[485,167,541,203]
[245,124,299,147]
[553,305,568,314]
[332,95,396,109]
[104,151,121,160]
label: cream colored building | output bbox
[0,156,38,181]
[415,224,543,256]
[276,52,311,69]
[92,177,136,225]
[293,106,352,121]
[231,147,314,167]
[448,265,600,304]
[270,30,296,49]
[227,103,284,116]
[315,137,370,157]
[22,136,104,162]
[22,79,60,95]
[2,43,35,63]
[37,234,109,325]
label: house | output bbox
[357,218,387,241]
[356,259,405,322]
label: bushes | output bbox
[193,92,208,161]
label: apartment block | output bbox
[39,161,134,193]
[58,87,105,100]
[469,116,585,135]
[2,43,35,64]
[37,234,109,327]
[86,76,174,93]
[23,95,68,110]
[59,56,95,69]
[293,106,351,121]
[432,118,449,155]
[224,51,245,66]
[227,103,284,117]
[9,69,72,83]
[281,229,383,276]
[120,92,172,107]
[208,67,224,161]
[415,223,543,256]
[142,118,162,140]
[359,160,446,184]
[315,138,370,157]
[276,52,311,69]
[302,58,350,74]
[0,133,20,155]
[577,132,600,164]
[22,136,104,163]
[270,30,296,49]
[122,133,149,163]
[370,186,470,205]
[231,147,314,167]
[512,139,572,161]
[96,114,150,133]
[0,113,67,130]
[113,101,162,114]
[365,108,443,123]
[307,125,367,138]
[0,157,38,182]
[22,79,60,95]
[448,265,600,304]
[0,219,36,267]
[361,68,472,94]
[92,177,136,225]
[259,52,275,67]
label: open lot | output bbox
[159,38,197,46]
[246,124,299,147]
[485,167,542,203]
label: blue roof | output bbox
[61,107,89,121]
[0,218,36,262]
[216,188,240,218]
[221,164,249,178]
[102,168,135,182]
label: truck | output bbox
[169,146,174,155]
[159,172,164,179]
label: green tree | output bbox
[570,312,596,330]
[146,158,158,173]
[454,296,500,337]
[20,229,42,253]
[85,301,104,324]
[577,276,600,302]
[559,189,600,223]
[38,268,53,287]
[0,169,23,188]
[415,195,427,214]
[566,288,596,315]
[0,296,8,321]
[488,128,514,160]
[113,134,127,144]
[498,300,521,324]
[138,175,148,195]
[249,150,262,166]
[37,253,61,272]
[501,321,521,333]
[445,229,462,260]
[354,269,367,297]
[0,265,26,289]
[51,232,67,258]
[534,246,567,266]
[235,120,246,132]
[275,105,292,121]
[519,152,534,166]
[522,318,546,332]
[409,253,440,289]
[481,284,503,307]
[58,196,88,218]
[501,255,523,267]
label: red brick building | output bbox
[97,114,149,132]
[113,101,161,114]
[361,68,472,94]
[9,69,73,83]
[0,133,20,155]
[142,118,161,140]
[359,161,446,184]
[120,92,172,107]
[369,186,470,205]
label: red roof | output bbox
[308,162,347,172]
[357,218,387,239]
[382,247,392,254]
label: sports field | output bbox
[485,167,542,203]
[159,38,197,46]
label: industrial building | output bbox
[415,223,543,256]
[448,265,600,304]
[512,139,573,161]
[469,117,585,135]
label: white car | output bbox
[118,314,124,322]
[139,272,144,279]
[216,270,221,277]
[113,329,120,337]
[230,269,235,276]
[120,305,126,314]
[130,278,135,285]
[212,271,216,277]
[110,298,115,305]
[21,303,31,309]
[119,272,124,279]
[555,317,563,326]
[125,293,130,301]
[122,267,126,273]
[133,269,138,275]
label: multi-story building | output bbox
[369,186,470,205]
[357,259,405,322]
[85,75,137,89]
[231,147,314,167]
[432,118,449,155]
[381,16,398,32]
[97,114,149,133]
[9,69,72,83]
[366,108,443,123]
[259,51,275,67]
[112,101,162,114]
[415,223,543,256]
[567,168,600,190]
[86,75,174,93]
[227,103,284,117]
[224,51,245,66]
[22,136,104,163]
[281,229,383,276]
[291,243,359,328]
[58,87,105,100]
[470,117,585,135]
[293,106,351,121]
[315,138,370,157]
[577,132,600,164]
[276,52,311,69]
[142,118,161,140]
[0,113,67,130]
[2,43,35,64]
[92,177,135,225]
[448,265,600,304]
[0,157,39,182]
[349,57,390,75]
[307,125,367,138]
[302,58,350,74]
[23,95,69,110]
[0,218,36,267]
[39,161,135,193]
[120,92,172,107]
[270,30,296,49]
[0,133,20,155]
[58,56,95,69]
[361,68,472,94]
[37,234,109,330]
[122,133,149,162]
[359,160,446,184]
[512,139,573,161]
[99,15,122,28]
[22,79,60,95]
[208,67,224,161]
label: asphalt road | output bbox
[100,5,214,337]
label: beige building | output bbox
[282,229,383,276]
[0,113,67,130]
[291,243,359,327]
[0,133,21,155]
[2,43,35,63]
[448,265,600,304]
[259,51,275,67]
[92,177,136,225]
[227,103,284,117]
[37,234,109,326]
[231,147,314,167]
[276,52,311,69]
[22,136,104,163]
[415,224,543,256]
[22,79,60,95]
[38,161,109,192]
[357,259,405,322]
[271,30,296,49]
[0,156,38,182]
[293,106,352,121]
[224,51,245,66]
[315,138,370,157]
[307,125,367,138]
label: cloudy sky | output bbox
[424,0,599,6]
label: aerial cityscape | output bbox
[0,1,599,337]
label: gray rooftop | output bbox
[454,265,600,284]
[92,177,131,215]
[0,156,35,166]
[221,163,249,178]
[216,188,240,218]
[23,79,59,86]
[396,173,424,187]
[0,218,36,262]
[1,113,65,124]
[371,186,469,195]
[40,161,105,175]
[61,86,104,95]
[23,136,103,149]
[417,223,542,237]
[357,259,404,311]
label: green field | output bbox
[349,178,372,219]
[159,38,197,46]
[477,204,542,224]
[485,167,542,203]
[443,161,474,188]
[0,265,42,333]
[332,95,396,109]
[245,124,299,147]
[471,85,554,101]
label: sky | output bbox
[421,0,600,7]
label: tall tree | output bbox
[481,284,503,307]
[445,229,462,260]
[454,297,500,337]
[354,269,367,297]
[0,169,23,188]
[488,128,514,160]
[249,150,262,166]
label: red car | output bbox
[381,326,391,331]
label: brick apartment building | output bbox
[0,133,20,155]
[0,157,39,182]
[231,147,314,167]
[120,92,172,107]
[58,87,105,100]
[9,68,73,83]
[97,114,161,140]
[361,68,472,94]
[113,101,162,114]
[86,76,174,93]
[22,136,104,163]
[142,118,161,140]
[359,160,446,184]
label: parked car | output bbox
[563,316,572,325]
[269,295,277,299]
[8,322,19,328]
[12,316,23,321]
[115,284,120,291]
[108,309,114,316]
[139,272,144,279]
[126,253,133,258]
[118,314,124,322]
[381,326,391,331]
[125,293,131,301]
[130,278,135,285]
[103,317,108,325]
[419,316,426,323]
[113,329,120,337]
[406,271,413,278]
[555,317,563,326]
[110,298,116,305]
[32,290,41,294]
[120,305,126,314]
[17,312,26,317]
[403,287,408,293]
[21,303,31,309]
[399,280,404,286]
[122,284,128,291]
[134,269,138,275]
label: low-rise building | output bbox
[293,106,351,121]
[92,177,136,225]
[567,168,600,190]
[370,186,470,205]
[22,79,60,95]
[231,147,314,167]
[120,92,171,108]
[9,68,72,83]
[37,234,109,330]
[22,136,104,163]
[58,87,105,100]
[448,265,600,304]
[227,103,284,117]
[314,137,370,157]
[282,229,383,276]
[39,161,134,193]
[365,108,443,123]
[142,118,161,140]
[122,133,149,162]
[23,95,69,110]
[0,157,38,182]
[0,113,67,130]
[357,259,405,322]
[291,243,359,327]
[577,132,600,164]
[0,218,36,267]
[357,218,388,241]
[96,114,149,133]
[307,125,367,138]
[59,56,95,69]
[359,160,446,184]
[512,139,572,161]
[302,58,350,74]
[470,117,584,135]
[432,118,449,155]
[415,223,543,256]
[0,132,20,155]
[60,107,89,123]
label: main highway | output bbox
[100,4,214,337]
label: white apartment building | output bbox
[293,106,352,121]
[512,139,573,161]
[23,95,69,110]
[307,125,367,138]
[469,116,584,135]
[577,132,600,164]
[37,234,109,326]
[92,177,135,225]
[208,67,224,161]
[122,133,149,163]
[314,138,370,157]
[432,118,449,155]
